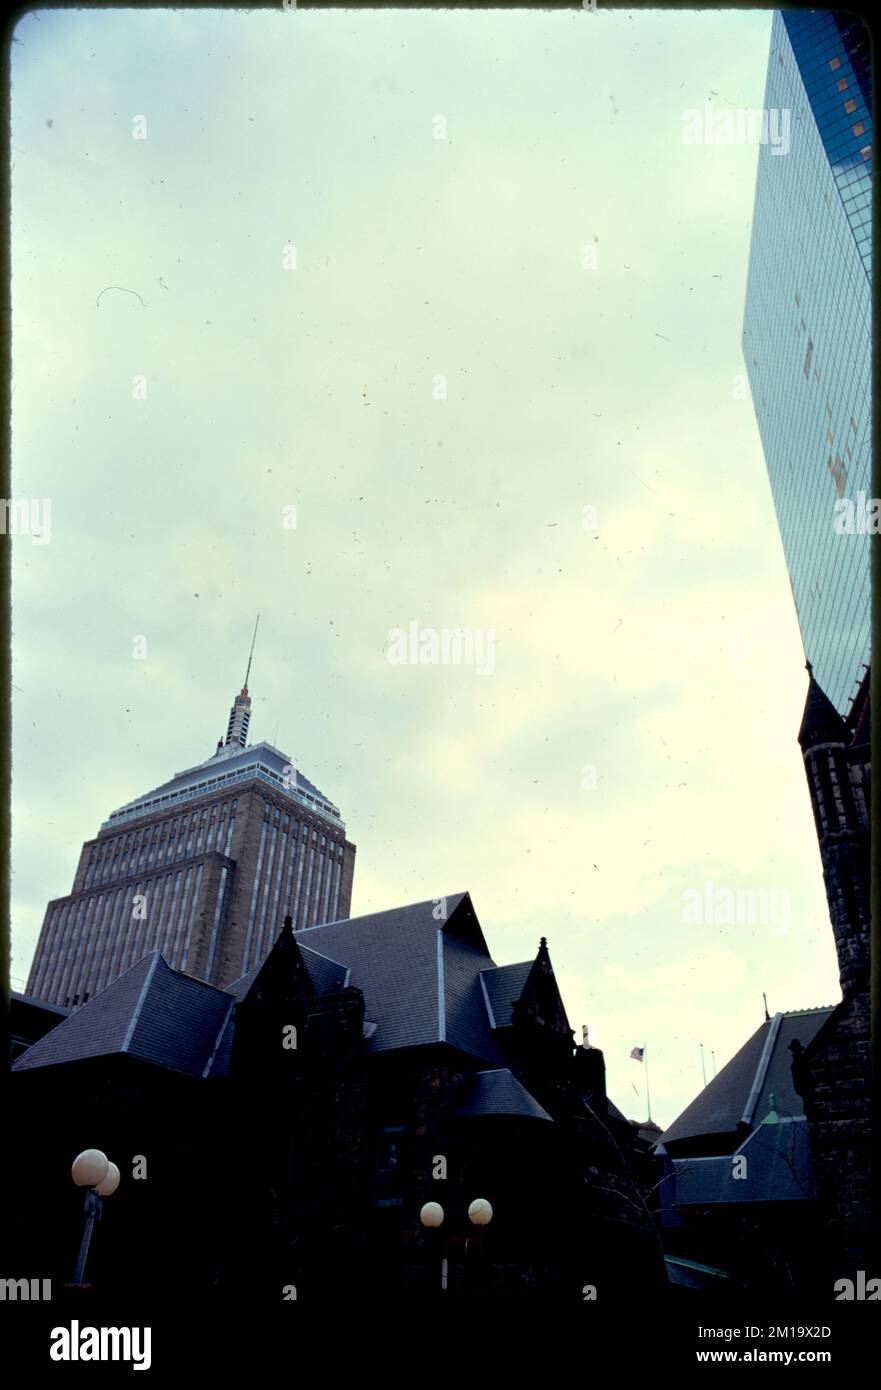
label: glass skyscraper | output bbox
[742,10,872,714]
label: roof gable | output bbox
[226,919,352,1008]
[294,896,453,1052]
[481,962,532,1029]
[17,896,570,1075]
[12,953,233,1077]
[441,931,508,1065]
[660,1008,834,1148]
[512,937,572,1038]
[291,893,506,1060]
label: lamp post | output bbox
[69,1149,121,1288]
[419,1201,446,1289]
[419,1198,492,1293]
[465,1198,493,1291]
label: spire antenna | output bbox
[244,614,260,691]
[217,618,259,754]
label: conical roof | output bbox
[798,663,847,749]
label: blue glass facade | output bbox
[742,10,872,714]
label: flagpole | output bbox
[644,1042,652,1122]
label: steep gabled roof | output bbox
[480,962,532,1028]
[15,895,566,1076]
[226,943,349,1002]
[512,936,571,1037]
[659,1009,833,1149]
[292,892,507,1063]
[12,954,233,1077]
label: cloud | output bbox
[11,7,839,1126]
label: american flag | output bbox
[630,1046,645,1062]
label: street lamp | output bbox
[467,1198,493,1227]
[69,1149,121,1287]
[419,1198,493,1291]
[419,1201,445,1228]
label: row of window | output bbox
[84,801,238,887]
[807,747,865,838]
[31,863,207,1006]
[240,808,345,975]
[106,762,345,832]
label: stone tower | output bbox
[792,662,871,1269]
[797,662,871,997]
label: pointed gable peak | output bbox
[439,892,490,954]
[511,934,572,1038]
[532,936,553,972]
[231,916,317,1010]
[798,661,847,749]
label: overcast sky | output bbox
[11,6,839,1126]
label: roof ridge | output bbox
[121,954,162,1054]
[201,997,236,1078]
[782,1005,837,1015]
[132,949,235,1000]
[297,892,468,933]
[299,943,350,968]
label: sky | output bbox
[10,6,842,1127]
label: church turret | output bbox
[798,662,870,997]
[798,661,848,751]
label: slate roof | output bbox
[481,962,532,1028]
[607,1097,631,1126]
[12,954,233,1078]
[670,1118,815,1205]
[445,1068,553,1123]
[226,944,349,1002]
[14,894,554,1077]
[292,893,514,1063]
[659,1009,834,1149]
